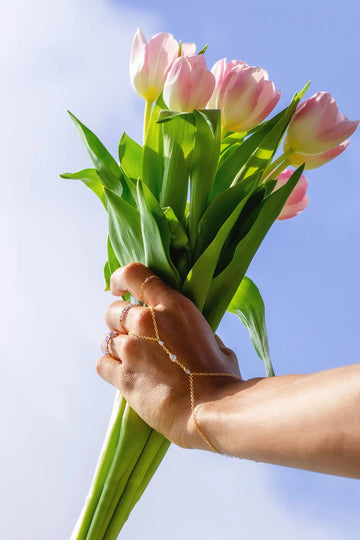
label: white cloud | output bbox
[0,1,356,539]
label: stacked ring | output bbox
[119,302,138,333]
[102,331,116,356]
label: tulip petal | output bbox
[146,33,179,99]
[181,42,196,56]
[277,195,310,220]
[188,67,215,110]
[220,67,263,131]
[163,57,192,111]
[130,29,179,102]
[246,82,281,130]
[316,119,359,152]
[288,140,350,170]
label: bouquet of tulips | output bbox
[62,28,358,539]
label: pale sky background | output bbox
[1,0,360,538]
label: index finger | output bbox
[110,262,179,307]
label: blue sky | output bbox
[0,0,359,538]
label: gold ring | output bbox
[119,303,138,332]
[102,331,117,356]
[139,275,160,304]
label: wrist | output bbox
[185,378,246,452]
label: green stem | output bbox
[266,159,290,182]
[71,392,126,539]
[261,148,294,181]
[143,100,153,144]
[85,404,152,539]
[103,431,170,539]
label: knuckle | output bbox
[136,308,153,332]
[104,301,118,324]
[123,261,145,280]
[110,268,122,293]
[121,336,137,358]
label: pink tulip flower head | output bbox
[207,58,248,109]
[209,60,281,133]
[130,28,179,102]
[284,92,358,155]
[163,55,215,112]
[275,168,310,221]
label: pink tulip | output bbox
[209,60,281,132]
[163,55,215,112]
[207,58,248,109]
[274,168,310,221]
[287,140,349,170]
[130,28,179,102]
[284,92,358,155]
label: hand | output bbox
[97,262,242,449]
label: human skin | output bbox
[97,262,360,479]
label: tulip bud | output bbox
[274,168,310,221]
[163,55,215,112]
[287,141,349,170]
[284,92,358,155]
[209,60,281,133]
[130,28,179,102]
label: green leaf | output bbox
[157,110,191,123]
[136,180,179,288]
[195,172,260,260]
[160,112,196,220]
[68,111,123,196]
[182,171,262,311]
[103,236,121,290]
[107,236,120,275]
[204,165,305,330]
[198,44,208,55]
[60,168,107,210]
[163,207,190,249]
[105,189,145,266]
[228,277,274,377]
[142,96,166,199]
[118,133,143,181]
[104,261,111,291]
[188,110,221,248]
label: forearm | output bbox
[194,364,360,478]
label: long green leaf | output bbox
[159,112,195,220]
[195,172,260,260]
[60,168,107,210]
[142,96,166,199]
[228,276,274,377]
[105,189,145,266]
[68,112,124,197]
[118,133,143,181]
[104,237,121,290]
[189,110,221,248]
[163,207,190,249]
[182,171,263,311]
[136,180,179,288]
[204,165,305,329]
